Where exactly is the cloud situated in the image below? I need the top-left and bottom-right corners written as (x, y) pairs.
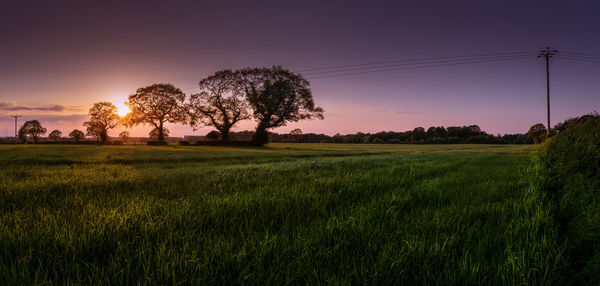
top-left (0, 102), bottom-right (82, 112)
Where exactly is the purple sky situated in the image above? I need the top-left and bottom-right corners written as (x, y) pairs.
top-left (1, 0), bottom-right (600, 137)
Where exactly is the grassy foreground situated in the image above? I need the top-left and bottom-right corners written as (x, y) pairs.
top-left (0, 144), bottom-right (565, 285)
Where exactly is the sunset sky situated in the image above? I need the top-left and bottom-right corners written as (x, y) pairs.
top-left (1, 0), bottom-right (600, 137)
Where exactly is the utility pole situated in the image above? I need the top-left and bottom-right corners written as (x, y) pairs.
top-left (538, 47), bottom-right (558, 134)
top-left (10, 114), bottom-right (21, 144)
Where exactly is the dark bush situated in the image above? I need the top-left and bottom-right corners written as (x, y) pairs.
top-left (540, 116), bottom-right (600, 283)
top-left (178, 141), bottom-right (191, 146)
top-left (147, 141), bottom-right (168, 146)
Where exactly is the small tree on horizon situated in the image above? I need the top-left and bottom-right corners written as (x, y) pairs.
top-left (19, 120), bottom-right (47, 144)
top-left (527, 123), bottom-right (547, 144)
top-left (125, 83), bottom-right (186, 143)
top-left (119, 131), bottom-right (130, 143)
top-left (49, 130), bottom-right (62, 141)
top-left (290, 128), bottom-right (303, 142)
top-left (83, 102), bottom-right (120, 143)
top-left (69, 129), bottom-right (85, 142)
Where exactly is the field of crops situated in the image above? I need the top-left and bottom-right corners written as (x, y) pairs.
top-left (0, 144), bottom-right (568, 284)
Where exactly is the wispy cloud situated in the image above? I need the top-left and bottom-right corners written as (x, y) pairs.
top-left (0, 102), bottom-right (83, 112)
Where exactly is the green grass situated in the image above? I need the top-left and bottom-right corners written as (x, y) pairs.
top-left (0, 144), bottom-right (566, 285)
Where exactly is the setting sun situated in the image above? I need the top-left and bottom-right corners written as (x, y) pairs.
top-left (113, 97), bottom-right (130, 117)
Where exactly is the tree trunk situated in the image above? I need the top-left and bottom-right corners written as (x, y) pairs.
top-left (158, 122), bottom-right (164, 142)
top-left (100, 131), bottom-right (108, 144)
top-left (220, 126), bottom-right (230, 141)
top-left (252, 122), bottom-right (270, 146)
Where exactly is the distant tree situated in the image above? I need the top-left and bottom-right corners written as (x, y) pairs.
top-left (290, 128), bottom-right (303, 142)
top-left (83, 102), bottom-right (120, 143)
top-left (18, 128), bottom-right (27, 143)
top-left (149, 127), bottom-right (169, 140)
top-left (239, 66), bottom-right (324, 145)
top-left (206, 130), bottom-right (221, 140)
top-left (18, 120), bottom-right (47, 144)
top-left (119, 131), bottom-right (130, 143)
top-left (411, 127), bottom-right (427, 143)
top-left (188, 70), bottom-right (250, 141)
top-left (48, 130), bottom-right (62, 141)
top-left (427, 126), bottom-right (447, 140)
top-left (69, 129), bottom-right (85, 142)
top-left (527, 123), bottom-right (548, 144)
top-left (446, 126), bottom-right (461, 138)
top-left (468, 125), bottom-right (482, 134)
top-left (125, 83), bottom-right (186, 143)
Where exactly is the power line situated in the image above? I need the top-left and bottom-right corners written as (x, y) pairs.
top-left (555, 55), bottom-right (600, 64)
top-left (176, 50), bottom-right (539, 90)
top-left (305, 55), bottom-right (533, 80)
top-left (302, 54), bottom-right (535, 77)
top-left (296, 50), bottom-right (537, 73)
top-left (560, 50), bottom-right (600, 59)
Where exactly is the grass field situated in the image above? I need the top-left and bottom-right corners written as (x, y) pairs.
top-left (0, 144), bottom-right (567, 285)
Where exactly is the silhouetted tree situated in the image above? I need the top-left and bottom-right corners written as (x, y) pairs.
top-left (206, 130), bottom-right (221, 140)
top-left (188, 70), bottom-right (249, 141)
top-left (427, 126), bottom-right (447, 141)
top-left (150, 127), bottom-right (169, 140)
top-left (239, 66), bottom-right (324, 145)
top-left (119, 131), bottom-right (130, 143)
top-left (48, 130), bottom-right (62, 141)
top-left (19, 120), bottom-right (47, 144)
top-left (411, 127), bottom-right (427, 143)
top-left (83, 102), bottom-right (120, 143)
top-left (69, 129), bottom-right (85, 142)
top-left (290, 128), bottom-right (303, 142)
top-left (527, 123), bottom-right (547, 144)
top-left (18, 128), bottom-right (27, 143)
top-left (125, 83), bottom-right (186, 143)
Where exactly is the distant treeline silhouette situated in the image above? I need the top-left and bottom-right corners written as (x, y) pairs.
top-left (4, 113), bottom-right (597, 145)
top-left (270, 126), bottom-right (532, 144)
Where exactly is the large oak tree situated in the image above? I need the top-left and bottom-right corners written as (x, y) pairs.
top-left (239, 66), bottom-right (324, 145)
top-left (83, 102), bottom-right (120, 143)
top-left (187, 70), bottom-right (249, 141)
top-left (125, 83), bottom-right (186, 142)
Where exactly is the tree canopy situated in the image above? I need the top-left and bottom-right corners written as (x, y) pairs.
top-left (69, 129), bottom-right (85, 142)
top-left (48, 130), bottom-right (62, 141)
top-left (188, 70), bottom-right (250, 141)
top-left (125, 83), bottom-right (186, 142)
top-left (527, 123), bottom-right (548, 144)
top-left (239, 66), bottom-right (324, 145)
top-left (83, 102), bottom-right (120, 143)
top-left (19, 120), bottom-right (47, 143)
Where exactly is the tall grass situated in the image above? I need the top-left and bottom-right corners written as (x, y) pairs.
top-left (0, 144), bottom-right (566, 284)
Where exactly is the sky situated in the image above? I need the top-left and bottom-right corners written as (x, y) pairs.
top-left (1, 0), bottom-right (600, 137)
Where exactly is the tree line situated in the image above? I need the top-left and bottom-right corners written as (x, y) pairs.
top-left (14, 66), bottom-right (324, 146)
